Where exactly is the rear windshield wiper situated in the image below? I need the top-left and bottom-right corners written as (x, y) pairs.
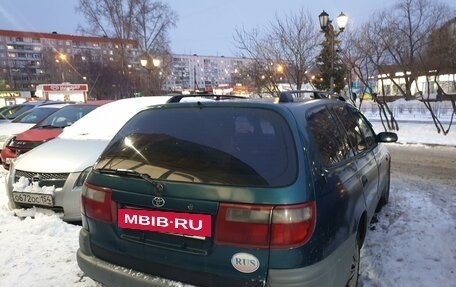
top-left (98, 168), bottom-right (164, 192)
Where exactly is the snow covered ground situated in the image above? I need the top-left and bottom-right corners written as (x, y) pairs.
top-left (0, 118), bottom-right (455, 287)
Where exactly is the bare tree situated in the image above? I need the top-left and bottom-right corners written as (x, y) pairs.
top-left (374, 0), bottom-right (452, 99)
top-left (234, 8), bottom-right (320, 96)
top-left (343, 24), bottom-right (399, 132)
top-left (346, 0), bottom-right (455, 133)
top-left (134, 0), bottom-right (177, 53)
top-left (135, 0), bottom-right (177, 95)
top-left (422, 17), bottom-right (456, 134)
top-left (76, 0), bottom-right (177, 98)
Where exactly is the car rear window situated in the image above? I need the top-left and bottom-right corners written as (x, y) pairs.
top-left (95, 106), bottom-right (298, 187)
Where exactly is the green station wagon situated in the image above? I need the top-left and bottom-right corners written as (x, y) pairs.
top-left (77, 94), bottom-right (397, 287)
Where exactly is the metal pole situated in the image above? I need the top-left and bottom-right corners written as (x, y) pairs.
top-left (330, 24), bottom-right (335, 94)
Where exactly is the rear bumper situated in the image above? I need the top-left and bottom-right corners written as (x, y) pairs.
top-left (78, 228), bottom-right (356, 287)
top-left (77, 249), bottom-right (168, 287)
top-left (267, 233), bottom-right (355, 286)
top-left (77, 228), bottom-right (265, 287)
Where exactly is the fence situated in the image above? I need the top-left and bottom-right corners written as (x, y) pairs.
top-left (359, 100), bottom-right (455, 123)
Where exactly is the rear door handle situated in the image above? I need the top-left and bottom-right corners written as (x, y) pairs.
top-left (362, 175), bottom-right (368, 187)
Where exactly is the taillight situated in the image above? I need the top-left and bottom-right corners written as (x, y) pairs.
top-left (81, 183), bottom-right (117, 223)
top-left (270, 203), bottom-right (316, 248)
top-left (215, 202), bottom-right (315, 249)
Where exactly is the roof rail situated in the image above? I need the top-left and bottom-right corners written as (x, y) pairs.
top-left (167, 94), bottom-right (248, 103)
top-left (279, 90), bottom-right (346, 103)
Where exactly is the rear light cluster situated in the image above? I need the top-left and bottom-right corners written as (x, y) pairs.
top-left (81, 183), bottom-right (117, 223)
top-left (81, 182), bottom-right (316, 249)
top-left (215, 202), bottom-right (316, 249)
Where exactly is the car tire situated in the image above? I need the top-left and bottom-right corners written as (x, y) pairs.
top-left (346, 233), bottom-right (361, 287)
top-left (376, 169), bottom-right (390, 212)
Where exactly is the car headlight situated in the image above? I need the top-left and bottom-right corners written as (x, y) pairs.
top-left (2, 135), bottom-right (15, 149)
top-left (73, 166), bottom-right (93, 189)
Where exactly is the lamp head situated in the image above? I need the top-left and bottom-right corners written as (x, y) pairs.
top-left (336, 12), bottom-right (348, 31)
top-left (319, 10), bottom-right (329, 31)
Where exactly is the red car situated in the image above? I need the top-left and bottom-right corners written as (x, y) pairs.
top-left (1, 100), bottom-right (111, 169)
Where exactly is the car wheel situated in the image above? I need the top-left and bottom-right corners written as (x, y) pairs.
top-left (376, 170), bottom-right (390, 212)
top-left (346, 234), bottom-right (361, 287)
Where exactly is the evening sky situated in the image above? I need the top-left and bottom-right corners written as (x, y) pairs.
top-left (0, 0), bottom-right (454, 56)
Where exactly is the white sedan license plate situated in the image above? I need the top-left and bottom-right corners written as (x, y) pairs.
top-left (12, 192), bottom-right (54, 207)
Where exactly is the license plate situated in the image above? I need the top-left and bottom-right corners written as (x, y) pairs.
top-left (118, 208), bottom-right (212, 237)
top-left (12, 192), bottom-right (54, 207)
top-left (5, 157), bottom-right (13, 164)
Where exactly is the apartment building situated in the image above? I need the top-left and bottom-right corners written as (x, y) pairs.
top-left (163, 54), bottom-right (252, 92)
top-left (0, 29), bottom-right (253, 100)
top-left (0, 29), bottom-right (140, 92)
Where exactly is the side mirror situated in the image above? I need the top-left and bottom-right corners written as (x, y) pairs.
top-left (376, 132), bottom-right (398, 143)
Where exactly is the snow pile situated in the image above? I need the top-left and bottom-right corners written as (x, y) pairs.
top-left (10, 176), bottom-right (58, 220)
top-left (12, 176), bottom-right (55, 194)
top-left (360, 174), bottom-right (456, 286)
top-left (0, 116), bottom-right (455, 286)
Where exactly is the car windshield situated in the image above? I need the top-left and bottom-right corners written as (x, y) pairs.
top-left (96, 106), bottom-right (298, 187)
top-left (34, 105), bottom-right (98, 128)
top-left (0, 105), bottom-right (13, 114)
top-left (0, 106), bottom-right (13, 119)
top-left (11, 107), bottom-right (60, 124)
top-left (0, 104), bottom-right (35, 120)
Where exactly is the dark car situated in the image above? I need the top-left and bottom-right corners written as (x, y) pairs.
top-left (1, 104), bottom-right (33, 122)
top-left (0, 104), bottom-right (18, 119)
top-left (76, 94), bottom-right (397, 287)
top-left (0, 101), bottom-right (59, 122)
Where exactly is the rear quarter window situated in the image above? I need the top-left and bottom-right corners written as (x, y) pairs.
top-left (306, 106), bottom-right (354, 166)
top-left (96, 106), bottom-right (298, 187)
top-left (331, 105), bottom-right (377, 152)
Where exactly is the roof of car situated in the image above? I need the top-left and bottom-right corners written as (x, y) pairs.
top-left (162, 92), bottom-right (348, 112)
top-left (81, 100), bottom-right (113, 106)
top-left (21, 100), bottom-right (73, 106)
top-left (59, 96), bottom-right (174, 140)
top-left (34, 103), bottom-right (70, 109)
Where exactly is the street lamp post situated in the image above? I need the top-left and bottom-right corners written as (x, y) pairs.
top-left (55, 53), bottom-right (67, 82)
top-left (140, 52), bottom-right (161, 96)
top-left (318, 11), bottom-right (348, 93)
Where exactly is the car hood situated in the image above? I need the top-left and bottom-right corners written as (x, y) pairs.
top-left (14, 128), bottom-right (63, 142)
top-left (13, 137), bottom-right (109, 173)
top-left (0, 123), bottom-right (35, 137)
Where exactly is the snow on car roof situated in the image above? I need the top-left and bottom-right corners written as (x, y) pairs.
top-left (59, 96), bottom-right (172, 140)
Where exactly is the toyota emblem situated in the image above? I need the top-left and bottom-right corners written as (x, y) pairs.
top-left (32, 174), bottom-right (41, 183)
top-left (152, 197), bottom-right (165, 208)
